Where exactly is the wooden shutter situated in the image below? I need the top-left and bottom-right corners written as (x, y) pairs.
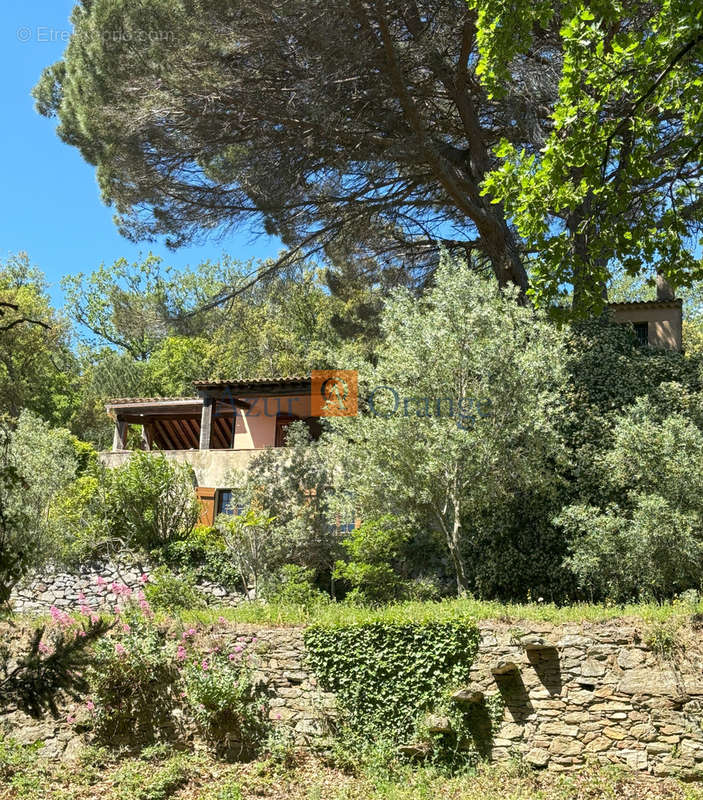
top-left (195, 487), bottom-right (216, 527)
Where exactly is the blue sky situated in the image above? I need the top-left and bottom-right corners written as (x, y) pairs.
top-left (2, 1), bottom-right (282, 307)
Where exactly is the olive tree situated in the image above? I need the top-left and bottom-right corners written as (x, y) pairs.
top-left (327, 255), bottom-right (568, 595)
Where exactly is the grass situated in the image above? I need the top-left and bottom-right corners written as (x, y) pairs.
top-left (175, 594), bottom-right (703, 628)
top-left (2, 741), bottom-right (703, 800)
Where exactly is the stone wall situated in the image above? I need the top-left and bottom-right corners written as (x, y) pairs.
top-left (10, 561), bottom-right (242, 614)
top-left (3, 617), bottom-right (703, 779)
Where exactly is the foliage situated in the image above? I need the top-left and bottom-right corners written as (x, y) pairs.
top-left (162, 525), bottom-right (240, 591)
top-left (143, 566), bottom-right (206, 614)
top-left (327, 256), bottom-right (568, 596)
top-left (0, 412), bottom-right (84, 605)
top-left (219, 509), bottom-right (276, 598)
top-left (333, 517), bottom-right (409, 605)
top-left (232, 422), bottom-right (343, 586)
top-left (560, 402), bottom-right (703, 602)
top-left (304, 616), bottom-right (480, 752)
top-left (89, 614), bottom-right (180, 745)
top-left (0, 617), bottom-right (111, 718)
top-left (479, 0), bottom-right (703, 312)
top-left (182, 651), bottom-right (268, 759)
top-left (104, 452), bottom-right (201, 553)
top-left (51, 452), bottom-right (200, 564)
top-left (111, 751), bottom-right (196, 800)
top-left (261, 565), bottom-right (328, 609)
top-left (0, 253), bottom-right (78, 425)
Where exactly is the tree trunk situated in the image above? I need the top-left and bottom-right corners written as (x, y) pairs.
top-left (434, 499), bottom-right (470, 596)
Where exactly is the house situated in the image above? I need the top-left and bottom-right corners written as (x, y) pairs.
top-left (101, 376), bottom-right (322, 525)
top-left (607, 277), bottom-right (682, 351)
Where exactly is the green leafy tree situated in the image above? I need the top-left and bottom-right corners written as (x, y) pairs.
top-left (227, 422), bottom-right (343, 586)
top-left (35, 0), bottom-right (703, 308)
top-left (219, 509), bottom-right (276, 597)
top-left (0, 412), bottom-right (83, 607)
top-left (327, 255), bottom-right (568, 595)
top-left (0, 254), bottom-right (77, 425)
top-left (559, 400), bottom-right (703, 601)
top-left (480, 0), bottom-right (703, 312)
top-left (333, 516), bottom-right (408, 604)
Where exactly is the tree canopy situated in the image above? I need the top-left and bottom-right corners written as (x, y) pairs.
top-left (34, 0), bottom-right (703, 311)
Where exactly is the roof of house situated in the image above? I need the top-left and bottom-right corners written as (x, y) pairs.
top-left (607, 299), bottom-right (682, 310)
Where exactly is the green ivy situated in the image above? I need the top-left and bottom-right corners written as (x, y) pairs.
top-left (304, 616), bottom-right (480, 752)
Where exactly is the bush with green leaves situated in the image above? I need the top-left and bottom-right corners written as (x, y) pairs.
top-left (50, 451), bottom-right (200, 565)
top-left (0, 411), bottom-right (86, 606)
top-left (162, 524), bottom-right (240, 590)
top-left (143, 566), bottom-right (206, 613)
top-left (261, 564), bottom-right (328, 608)
top-left (559, 401), bottom-right (703, 602)
top-left (226, 422), bottom-right (343, 587)
top-left (333, 516), bottom-right (409, 604)
top-left (182, 650), bottom-right (268, 759)
top-left (218, 509), bottom-right (276, 597)
top-left (89, 613), bottom-right (180, 746)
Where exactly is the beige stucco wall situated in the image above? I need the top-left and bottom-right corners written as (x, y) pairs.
top-left (609, 306), bottom-right (682, 351)
top-left (99, 449), bottom-right (257, 488)
top-left (233, 393), bottom-right (311, 448)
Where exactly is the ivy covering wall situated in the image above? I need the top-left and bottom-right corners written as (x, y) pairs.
top-left (304, 616), bottom-right (491, 764)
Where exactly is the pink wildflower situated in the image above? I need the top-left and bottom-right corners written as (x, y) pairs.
top-left (228, 653), bottom-right (237, 661)
top-left (139, 573), bottom-right (149, 584)
top-left (67, 714), bottom-right (76, 725)
top-left (136, 590), bottom-right (146, 602)
top-left (218, 616), bottom-right (226, 625)
top-left (115, 643), bottom-right (126, 656)
top-left (38, 641), bottom-right (51, 655)
top-left (234, 645), bottom-right (243, 654)
top-left (90, 614), bottom-right (99, 625)
top-left (86, 700), bottom-right (95, 712)
top-left (176, 646), bottom-right (187, 662)
top-left (122, 624), bottom-right (131, 634)
top-left (77, 592), bottom-right (86, 601)
top-left (96, 576), bottom-right (106, 587)
top-left (201, 660), bottom-right (209, 671)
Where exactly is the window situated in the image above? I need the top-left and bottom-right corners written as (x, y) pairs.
top-left (633, 322), bottom-right (649, 346)
top-left (216, 489), bottom-right (244, 516)
top-left (275, 414), bottom-right (300, 447)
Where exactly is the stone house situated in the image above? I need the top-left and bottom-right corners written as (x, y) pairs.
top-left (101, 376), bottom-right (324, 525)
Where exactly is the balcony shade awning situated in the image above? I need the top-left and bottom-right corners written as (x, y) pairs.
top-left (105, 397), bottom-right (236, 450)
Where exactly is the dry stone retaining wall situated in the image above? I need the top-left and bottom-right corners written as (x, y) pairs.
top-left (3, 617), bottom-right (703, 780)
top-left (10, 561), bottom-right (241, 614)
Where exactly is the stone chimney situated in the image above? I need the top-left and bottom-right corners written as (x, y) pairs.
top-left (656, 272), bottom-right (675, 301)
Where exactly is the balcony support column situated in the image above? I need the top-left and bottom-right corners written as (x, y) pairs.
top-left (199, 396), bottom-right (213, 450)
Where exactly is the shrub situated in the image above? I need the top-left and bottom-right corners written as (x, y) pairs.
top-left (333, 516), bottom-right (408, 604)
top-left (105, 452), bottom-right (200, 553)
top-left (182, 651), bottom-right (268, 759)
top-left (0, 412), bottom-right (82, 605)
top-left (261, 564), bottom-right (328, 608)
top-left (49, 451), bottom-right (201, 565)
top-left (89, 614), bottom-right (180, 746)
top-left (226, 422), bottom-right (343, 585)
top-left (144, 566), bottom-right (206, 613)
top-left (162, 524), bottom-right (240, 590)
top-left (218, 509), bottom-right (276, 597)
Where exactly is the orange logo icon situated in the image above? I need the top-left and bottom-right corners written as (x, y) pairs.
top-left (311, 370), bottom-right (358, 417)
